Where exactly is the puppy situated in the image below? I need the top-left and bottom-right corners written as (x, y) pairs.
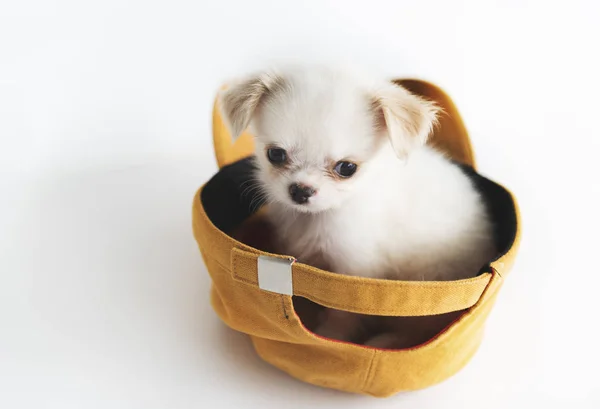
top-left (219, 66), bottom-right (496, 348)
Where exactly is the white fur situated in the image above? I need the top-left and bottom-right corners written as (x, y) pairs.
top-left (220, 66), bottom-right (496, 347)
top-left (268, 147), bottom-right (494, 280)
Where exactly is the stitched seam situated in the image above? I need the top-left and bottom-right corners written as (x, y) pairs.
top-left (204, 252), bottom-right (258, 286)
top-left (293, 290), bottom-right (479, 315)
top-left (280, 295), bottom-right (289, 320)
top-left (297, 268), bottom-right (491, 289)
top-left (368, 351), bottom-right (382, 394)
top-left (230, 250), bottom-right (251, 283)
top-left (231, 254), bottom-right (257, 285)
top-left (362, 350), bottom-right (378, 393)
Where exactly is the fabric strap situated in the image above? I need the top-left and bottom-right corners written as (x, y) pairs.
top-left (231, 248), bottom-right (495, 316)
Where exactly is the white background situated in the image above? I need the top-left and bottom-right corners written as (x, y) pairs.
top-left (1, 1), bottom-right (599, 408)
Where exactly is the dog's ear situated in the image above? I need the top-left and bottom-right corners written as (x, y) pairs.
top-left (371, 83), bottom-right (439, 160)
top-left (218, 71), bottom-right (286, 140)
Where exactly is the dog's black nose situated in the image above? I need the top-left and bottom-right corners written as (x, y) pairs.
top-left (289, 183), bottom-right (315, 204)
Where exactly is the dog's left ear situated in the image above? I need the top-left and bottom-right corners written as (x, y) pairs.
top-left (371, 84), bottom-right (439, 160)
top-left (219, 71), bottom-right (286, 141)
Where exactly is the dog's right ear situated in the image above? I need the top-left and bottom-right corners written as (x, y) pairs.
top-left (218, 71), bottom-right (286, 140)
top-left (371, 83), bottom-right (439, 160)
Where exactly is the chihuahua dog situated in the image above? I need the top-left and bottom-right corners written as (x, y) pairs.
top-left (219, 66), bottom-right (496, 348)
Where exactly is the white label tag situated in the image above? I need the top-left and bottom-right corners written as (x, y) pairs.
top-left (257, 256), bottom-right (294, 295)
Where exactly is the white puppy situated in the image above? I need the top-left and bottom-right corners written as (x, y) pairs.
top-left (219, 66), bottom-right (496, 348)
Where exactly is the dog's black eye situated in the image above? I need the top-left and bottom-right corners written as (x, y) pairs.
top-left (267, 148), bottom-right (287, 165)
top-left (333, 161), bottom-right (358, 178)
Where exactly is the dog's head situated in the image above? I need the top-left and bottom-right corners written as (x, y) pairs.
top-left (219, 67), bottom-right (438, 213)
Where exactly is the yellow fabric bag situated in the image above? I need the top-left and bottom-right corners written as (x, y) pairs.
top-left (192, 79), bottom-right (521, 397)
